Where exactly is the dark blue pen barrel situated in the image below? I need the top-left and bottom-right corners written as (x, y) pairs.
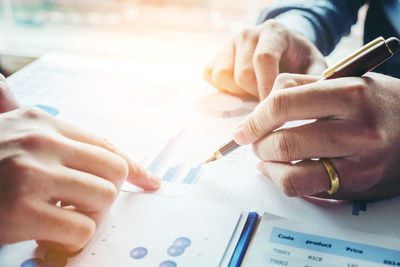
top-left (328, 38), bottom-right (398, 79)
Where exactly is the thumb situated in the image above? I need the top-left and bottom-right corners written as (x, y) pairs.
top-left (233, 100), bottom-right (275, 145)
top-left (233, 73), bottom-right (320, 145)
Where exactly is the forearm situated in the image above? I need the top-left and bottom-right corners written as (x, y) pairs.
top-left (257, 0), bottom-right (367, 55)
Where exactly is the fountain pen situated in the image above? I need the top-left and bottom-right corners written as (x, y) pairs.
top-left (204, 36), bottom-right (400, 164)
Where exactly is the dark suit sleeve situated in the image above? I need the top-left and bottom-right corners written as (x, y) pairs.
top-left (257, 0), bottom-right (367, 55)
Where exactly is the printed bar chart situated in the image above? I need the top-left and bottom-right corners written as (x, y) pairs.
top-left (148, 131), bottom-right (204, 186)
top-left (182, 166), bottom-right (203, 185)
top-left (147, 138), bottom-right (178, 173)
top-left (147, 130), bottom-right (185, 174)
top-left (162, 165), bottom-right (183, 182)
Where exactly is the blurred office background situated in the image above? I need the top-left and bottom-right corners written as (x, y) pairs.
top-left (0, 0), bottom-right (363, 75)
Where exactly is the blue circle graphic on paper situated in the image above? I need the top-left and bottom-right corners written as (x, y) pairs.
top-left (159, 260), bottom-right (177, 267)
top-left (130, 247), bottom-right (148, 259)
top-left (20, 258), bottom-right (44, 267)
top-left (35, 104), bottom-right (59, 116)
top-left (173, 237), bottom-right (191, 249)
top-left (167, 245), bottom-right (184, 257)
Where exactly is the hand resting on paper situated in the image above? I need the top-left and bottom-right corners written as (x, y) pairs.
top-left (0, 77), bottom-right (161, 252)
top-left (202, 20), bottom-right (327, 100)
top-left (233, 73), bottom-right (400, 200)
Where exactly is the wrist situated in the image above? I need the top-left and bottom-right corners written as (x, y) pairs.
top-left (273, 12), bottom-right (317, 47)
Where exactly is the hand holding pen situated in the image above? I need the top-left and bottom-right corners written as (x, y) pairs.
top-left (205, 36), bottom-right (400, 201)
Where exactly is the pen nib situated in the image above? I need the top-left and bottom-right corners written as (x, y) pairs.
top-left (204, 155), bottom-right (216, 164)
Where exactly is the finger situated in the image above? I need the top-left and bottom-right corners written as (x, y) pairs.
top-left (259, 157), bottom-right (383, 198)
top-left (253, 27), bottom-right (288, 100)
top-left (50, 166), bottom-right (118, 212)
top-left (253, 120), bottom-right (361, 161)
top-left (233, 30), bottom-right (259, 97)
top-left (314, 177), bottom-right (400, 201)
top-left (31, 202), bottom-right (96, 252)
top-left (234, 77), bottom-right (363, 145)
top-left (211, 42), bottom-right (247, 96)
top-left (61, 139), bottom-right (129, 189)
top-left (203, 57), bottom-right (231, 94)
top-left (259, 160), bottom-right (331, 197)
top-left (53, 120), bottom-right (161, 191)
top-left (270, 73), bottom-right (320, 92)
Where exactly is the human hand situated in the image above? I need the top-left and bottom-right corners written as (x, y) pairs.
top-left (0, 74), bottom-right (20, 112)
top-left (0, 107), bottom-right (161, 252)
top-left (233, 72), bottom-right (400, 200)
top-left (203, 20), bottom-right (327, 100)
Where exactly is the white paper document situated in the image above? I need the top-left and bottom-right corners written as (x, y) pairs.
top-left (0, 193), bottom-right (242, 267)
top-left (1, 54), bottom-right (400, 266)
top-left (244, 213), bottom-right (400, 267)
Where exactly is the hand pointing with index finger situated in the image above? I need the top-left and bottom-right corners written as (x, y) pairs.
top-left (0, 105), bottom-right (161, 252)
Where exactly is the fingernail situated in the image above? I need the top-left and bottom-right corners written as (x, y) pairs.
top-left (233, 127), bottom-right (248, 145)
top-left (148, 173), bottom-right (162, 189)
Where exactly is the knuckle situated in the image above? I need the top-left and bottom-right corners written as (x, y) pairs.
top-left (239, 28), bottom-right (252, 40)
top-left (19, 131), bottom-right (56, 150)
top-left (212, 68), bottom-right (231, 85)
top-left (279, 171), bottom-right (299, 197)
top-left (339, 79), bottom-right (368, 104)
top-left (21, 106), bottom-right (48, 120)
top-left (237, 28), bottom-right (258, 42)
top-left (73, 219), bottom-right (96, 249)
top-left (0, 156), bottom-right (39, 202)
top-left (113, 156), bottom-right (129, 182)
top-left (101, 182), bottom-right (119, 204)
top-left (267, 92), bottom-right (288, 121)
top-left (262, 19), bottom-right (283, 30)
top-left (273, 131), bottom-right (294, 161)
top-left (274, 73), bottom-right (297, 89)
top-left (350, 81), bottom-right (368, 101)
top-left (253, 50), bottom-right (277, 67)
top-left (2, 155), bottom-right (32, 176)
top-left (361, 123), bottom-right (387, 147)
top-left (261, 19), bottom-right (288, 37)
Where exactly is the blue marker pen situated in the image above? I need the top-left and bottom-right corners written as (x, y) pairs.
top-left (228, 212), bottom-right (259, 267)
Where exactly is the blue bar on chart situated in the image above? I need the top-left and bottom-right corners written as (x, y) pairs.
top-left (162, 165), bottom-right (183, 182)
top-left (182, 165), bottom-right (202, 185)
top-left (147, 132), bottom-right (183, 174)
top-left (36, 104), bottom-right (59, 116)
